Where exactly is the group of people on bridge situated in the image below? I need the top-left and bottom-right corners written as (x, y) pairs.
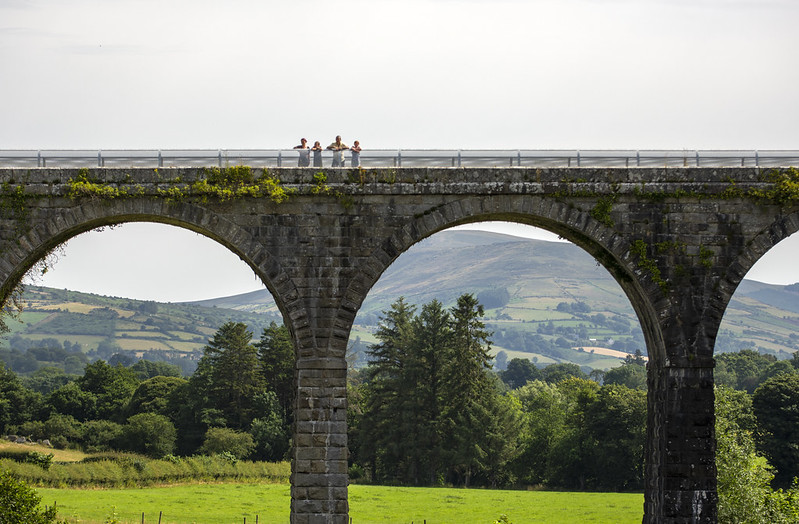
top-left (293, 135), bottom-right (361, 168)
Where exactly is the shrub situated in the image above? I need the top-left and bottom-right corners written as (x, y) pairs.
top-left (11, 420), bottom-right (46, 440)
top-left (81, 420), bottom-right (123, 452)
top-left (25, 451), bottom-right (54, 470)
top-left (0, 469), bottom-right (60, 523)
top-left (43, 413), bottom-right (83, 445)
top-left (49, 435), bottom-right (68, 450)
top-left (199, 427), bottom-right (255, 459)
top-left (117, 413), bottom-right (176, 458)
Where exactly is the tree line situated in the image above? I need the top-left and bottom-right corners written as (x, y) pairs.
top-left (0, 321), bottom-right (294, 462)
top-left (4, 295), bottom-right (799, 517)
top-left (347, 295), bottom-right (799, 510)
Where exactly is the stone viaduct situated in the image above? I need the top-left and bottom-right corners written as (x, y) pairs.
top-left (1, 165), bottom-right (798, 523)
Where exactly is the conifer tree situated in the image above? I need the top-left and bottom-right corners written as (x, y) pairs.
top-left (256, 321), bottom-right (295, 419)
top-left (410, 299), bottom-right (451, 484)
top-left (442, 293), bottom-right (493, 487)
top-left (361, 297), bottom-right (416, 482)
top-left (203, 321), bottom-right (264, 429)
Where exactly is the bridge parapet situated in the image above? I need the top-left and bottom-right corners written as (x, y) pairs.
top-left (0, 165), bottom-right (785, 195)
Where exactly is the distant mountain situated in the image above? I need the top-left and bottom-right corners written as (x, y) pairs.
top-left (4, 231), bottom-right (797, 375)
top-left (190, 230), bottom-right (799, 368)
top-left (733, 280), bottom-right (799, 314)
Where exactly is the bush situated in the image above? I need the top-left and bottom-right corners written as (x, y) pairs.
top-left (0, 469), bottom-right (60, 523)
top-left (49, 435), bottom-right (68, 450)
top-left (11, 420), bottom-right (46, 440)
top-left (43, 413), bottom-right (83, 445)
top-left (117, 413), bottom-right (176, 458)
top-left (81, 420), bottom-right (123, 452)
top-left (199, 427), bottom-right (254, 459)
top-left (25, 451), bottom-right (54, 470)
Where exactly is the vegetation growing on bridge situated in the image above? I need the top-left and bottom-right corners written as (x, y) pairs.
top-left (630, 239), bottom-right (669, 294)
top-left (67, 166), bottom-right (293, 204)
top-left (588, 195), bottom-right (617, 227)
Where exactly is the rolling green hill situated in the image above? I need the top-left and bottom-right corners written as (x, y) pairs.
top-left (192, 230), bottom-right (799, 369)
top-left (1, 286), bottom-right (282, 374)
top-left (4, 230), bottom-right (797, 374)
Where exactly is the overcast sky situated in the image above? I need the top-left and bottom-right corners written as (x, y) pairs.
top-left (3, 0), bottom-right (799, 301)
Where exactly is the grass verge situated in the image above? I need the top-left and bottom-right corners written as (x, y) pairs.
top-left (37, 483), bottom-right (644, 524)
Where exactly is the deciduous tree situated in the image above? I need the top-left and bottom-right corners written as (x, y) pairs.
top-left (753, 373), bottom-right (799, 487)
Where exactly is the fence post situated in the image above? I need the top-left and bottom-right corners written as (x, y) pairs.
top-left (755, 150), bottom-right (759, 167)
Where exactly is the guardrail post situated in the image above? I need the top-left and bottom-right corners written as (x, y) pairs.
top-left (37, 151), bottom-right (42, 168)
top-left (158, 150), bottom-right (163, 168)
top-left (755, 150), bottom-right (759, 167)
top-left (576, 151), bottom-right (581, 167)
top-left (98, 151), bottom-right (103, 167)
top-left (397, 151), bottom-right (402, 168)
top-left (695, 151), bottom-right (700, 167)
top-left (636, 151), bottom-right (640, 167)
top-left (457, 151), bottom-right (462, 168)
top-left (218, 150), bottom-right (223, 168)
top-left (517, 150), bottom-right (521, 167)
top-left (278, 151), bottom-right (282, 168)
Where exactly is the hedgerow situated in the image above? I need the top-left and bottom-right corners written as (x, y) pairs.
top-left (0, 453), bottom-right (289, 488)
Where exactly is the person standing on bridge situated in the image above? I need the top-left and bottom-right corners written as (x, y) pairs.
top-left (350, 140), bottom-right (362, 168)
top-left (327, 135), bottom-right (349, 167)
top-left (311, 141), bottom-right (323, 167)
top-left (294, 138), bottom-right (311, 167)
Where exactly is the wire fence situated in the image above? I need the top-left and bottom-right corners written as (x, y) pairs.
top-left (0, 149), bottom-right (797, 169)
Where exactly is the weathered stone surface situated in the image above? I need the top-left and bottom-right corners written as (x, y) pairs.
top-left (1, 166), bottom-right (797, 523)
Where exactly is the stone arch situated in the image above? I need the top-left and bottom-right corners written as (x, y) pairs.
top-left (0, 198), bottom-right (303, 339)
top-left (340, 194), bottom-right (667, 367)
top-left (334, 192), bottom-right (674, 521)
top-left (719, 210), bottom-right (799, 320)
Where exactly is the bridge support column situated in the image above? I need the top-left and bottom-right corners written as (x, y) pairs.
top-left (646, 357), bottom-right (717, 523)
top-left (290, 354), bottom-right (349, 524)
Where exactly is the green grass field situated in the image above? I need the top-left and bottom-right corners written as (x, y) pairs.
top-left (37, 484), bottom-right (644, 524)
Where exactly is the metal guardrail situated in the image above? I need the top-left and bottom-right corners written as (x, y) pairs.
top-left (0, 149), bottom-right (797, 169)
